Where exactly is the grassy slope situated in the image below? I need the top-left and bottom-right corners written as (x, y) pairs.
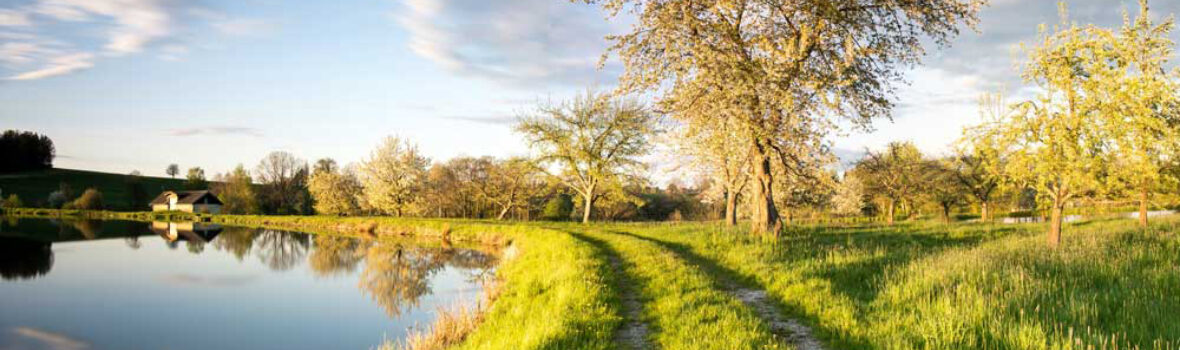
top-left (616, 219), bottom-right (1180, 349)
top-left (0, 168), bottom-right (187, 209)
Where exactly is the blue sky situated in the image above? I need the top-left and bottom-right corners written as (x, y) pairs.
top-left (2, 0), bottom-right (1179, 178)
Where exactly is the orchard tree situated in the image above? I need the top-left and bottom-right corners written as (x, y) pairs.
top-left (213, 165), bottom-right (259, 214)
top-left (673, 112), bottom-right (749, 226)
top-left (309, 158), bottom-right (362, 216)
top-left (360, 136), bottom-right (429, 216)
top-left (582, 0), bottom-right (983, 234)
top-left (853, 142), bottom-right (927, 225)
top-left (926, 159), bottom-right (967, 223)
top-left (482, 157), bottom-right (544, 220)
top-left (515, 91), bottom-right (655, 224)
top-left (1092, 1), bottom-right (1180, 227)
top-left (166, 164), bottom-right (179, 178)
top-left (955, 92), bottom-right (1008, 221)
top-left (1002, 7), bottom-right (1114, 248)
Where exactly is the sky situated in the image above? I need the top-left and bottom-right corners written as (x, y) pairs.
top-left (2, 0), bottom-right (1179, 178)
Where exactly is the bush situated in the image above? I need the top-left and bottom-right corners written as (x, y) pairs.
top-left (46, 191), bottom-right (67, 209)
top-left (541, 194), bottom-right (574, 221)
top-left (2, 194), bottom-right (22, 209)
top-left (71, 188), bottom-right (104, 210)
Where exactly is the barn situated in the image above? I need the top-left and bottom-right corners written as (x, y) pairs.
top-left (150, 190), bottom-right (223, 214)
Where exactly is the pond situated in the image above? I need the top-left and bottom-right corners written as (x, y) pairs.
top-left (0, 217), bottom-right (496, 350)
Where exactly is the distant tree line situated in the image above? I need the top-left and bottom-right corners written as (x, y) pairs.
top-left (0, 130), bottom-right (54, 173)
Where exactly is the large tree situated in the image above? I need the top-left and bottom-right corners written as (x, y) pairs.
top-left (309, 158), bottom-right (363, 216)
top-left (0, 130), bottom-right (54, 173)
top-left (213, 165), bottom-right (259, 214)
top-left (360, 136), bottom-right (429, 216)
top-left (582, 0), bottom-right (983, 234)
top-left (256, 151), bottom-right (310, 215)
top-left (482, 157), bottom-right (544, 220)
top-left (1092, 1), bottom-right (1180, 227)
top-left (515, 91), bottom-right (655, 224)
top-left (1000, 7), bottom-right (1114, 248)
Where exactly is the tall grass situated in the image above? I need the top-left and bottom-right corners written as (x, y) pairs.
top-left (617, 218), bottom-right (1180, 349)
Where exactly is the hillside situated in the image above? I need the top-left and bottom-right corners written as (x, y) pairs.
top-left (0, 168), bottom-right (189, 210)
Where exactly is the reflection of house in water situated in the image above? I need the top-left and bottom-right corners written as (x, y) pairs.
top-left (150, 221), bottom-right (223, 244)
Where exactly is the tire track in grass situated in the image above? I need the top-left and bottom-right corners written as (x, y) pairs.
top-left (608, 228), bottom-right (823, 350)
top-left (564, 228), bottom-right (651, 350)
top-left (559, 226), bottom-right (788, 350)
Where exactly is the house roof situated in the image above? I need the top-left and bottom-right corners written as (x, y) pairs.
top-left (149, 190), bottom-right (223, 205)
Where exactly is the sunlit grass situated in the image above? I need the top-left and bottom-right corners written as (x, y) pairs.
top-left (618, 218), bottom-right (1180, 349)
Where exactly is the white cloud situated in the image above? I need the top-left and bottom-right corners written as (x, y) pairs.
top-left (0, 9), bottom-right (31, 26)
top-left (398, 0), bottom-right (620, 88)
top-left (7, 52), bottom-right (95, 80)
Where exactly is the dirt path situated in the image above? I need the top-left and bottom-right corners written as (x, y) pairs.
top-left (731, 288), bottom-right (823, 350)
top-left (609, 229), bottom-right (823, 350)
top-left (606, 253), bottom-right (650, 350)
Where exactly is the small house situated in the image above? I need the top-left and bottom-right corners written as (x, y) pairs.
top-left (150, 190), bottom-right (223, 214)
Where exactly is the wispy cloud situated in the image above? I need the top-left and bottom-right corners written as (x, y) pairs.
top-left (8, 52), bottom-right (94, 80)
top-left (169, 126), bottom-right (264, 137)
top-left (0, 9), bottom-right (31, 26)
top-left (11, 327), bottom-right (90, 350)
top-left (398, 0), bottom-right (621, 88)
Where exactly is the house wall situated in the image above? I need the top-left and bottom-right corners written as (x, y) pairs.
top-left (152, 204), bottom-right (170, 212)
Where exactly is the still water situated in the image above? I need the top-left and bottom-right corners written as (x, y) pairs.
top-left (0, 218), bottom-right (496, 350)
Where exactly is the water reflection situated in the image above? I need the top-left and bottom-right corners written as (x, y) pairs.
top-left (0, 237), bottom-right (52, 280)
top-left (0, 217), bottom-right (497, 350)
top-left (1, 217), bottom-right (497, 317)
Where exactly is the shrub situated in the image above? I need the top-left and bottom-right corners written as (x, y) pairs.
top-left (46, 191), bottom-right (67, 209)
top-left (2, 194), bottom-right (21, 209)
top-left (71, 188), bottom-right (104, 210)
top-left (541, 194), bottom-right (573, 221)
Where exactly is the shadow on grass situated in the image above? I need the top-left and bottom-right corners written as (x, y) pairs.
top-left (548, 227), bottom-right (649, 350)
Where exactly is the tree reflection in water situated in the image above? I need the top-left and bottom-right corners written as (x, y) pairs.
top-left (308, 235), bottom-right (365, 277)
top-left (0, 237), bottom-right (53, 280)
top-left (211, 226), bottom-right (258, 260)
top-left (252, 229), bottom-right (310, 271)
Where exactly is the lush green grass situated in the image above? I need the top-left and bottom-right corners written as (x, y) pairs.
top-left (550, 224), bottom-right (788, 349)
top-left (613, 218), bottom-right (1180, 349)
top-left (0, 168), bottom-right (186, 209)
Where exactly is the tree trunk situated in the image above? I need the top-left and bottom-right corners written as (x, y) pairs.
top-left (942, 204), bottom-right (951, 223)
top-left (724, 190), bottom-right (738, 226)
top-left (581, 184), bottom-right (595, 224)
top-left (749, 142), bottom-right (780, 235)
top-left (981, 201), bottom-right (989, 222)
top-left (496, 204), bottom-right (511, 221)
top-left (1139, 184), bottom-right (1150, 228)
top-left (886, 199), bottom-right (895, 226)
top-left (1048, 201), bottom-right (1063, 249)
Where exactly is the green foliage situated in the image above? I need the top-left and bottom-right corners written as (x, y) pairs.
top-left (70, 188), bottom-right (104, 210)
top-left (214, 164), bottom-right (260, 215)
top-left (541, 194), bottom-right (574, 221)
top-left (516, 91), bottom-right (655, 223)
top-left (2, 194), bottom-right (22, 208)
top-left (185, 167), bottom-right (208, 190)
top-left (0, 129), bottom-right (54, 173)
